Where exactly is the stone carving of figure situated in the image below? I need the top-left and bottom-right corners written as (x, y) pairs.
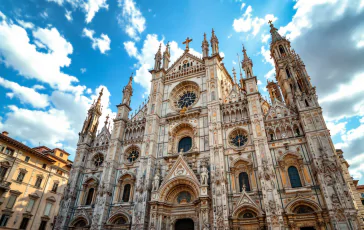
top-left (152, 168), bottom-right (161, 191)
top-left (201, 165), bottom-right (209, 186)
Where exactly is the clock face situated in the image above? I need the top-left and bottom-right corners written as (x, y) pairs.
top-left (177, 91), bottom-right (196, 108)
top-left (230, 133), bottom-right (248, 147)
top-left (127, 150), bottom-right (139, 163)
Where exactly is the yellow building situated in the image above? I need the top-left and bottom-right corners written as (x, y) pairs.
top-left (0, 131), bottom-right (72, 230)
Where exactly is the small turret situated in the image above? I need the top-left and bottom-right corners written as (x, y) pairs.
top-left (163, 42), bottom-right (170, 70)
top-left (80, 88), bottom-right (103, 139)
top-left (266, 80), bottom-right (283, 103)
top-left (122, 74), bottom-right (133, 106)
top-left (202, 33), bottom-right (209, 58)
top-left (210, 29), bottom-right (219, 55)
top-left (154, 44), bottom-right (162, 71)
top-left (242, 45), bottom-right (254, 78)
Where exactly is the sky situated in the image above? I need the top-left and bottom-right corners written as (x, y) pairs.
top-left (0, 0), bottom-right (364, 182)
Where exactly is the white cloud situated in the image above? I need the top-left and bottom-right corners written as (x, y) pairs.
top-left (0, 77), bottom-right (49, 108)
top-left (40, 11), bottom-right (48, 19)
top-left (233, 5), bottom-right (277, 36)
top-left (232, 60), bottom-right (237, 65)
top-left (240, 3), bottom-right (246, 10)
top-left (0, 11), bottom-right (6, 20)
top-left (123, 34), bottom-right (201, 93)
top-left (264, 68), bottom-right (275, 80)
top-left (219, 52), bottom-right (225, 58)
top-left (117, 0), bottom-right (146, 40)
top-left (16, 19), bottom-right (34, 29)
top-left (83, 0), bottom-right (108, 23)
top-left (82, 28), bottom-right (111, 54)
top-left (0, 16), bottom-right (82, 93)
top-left (65, 10), bottom-right (73, 21)
top-left (261, 33), bottom-right (270, 43)
top-left (228, 34), bottom-right (232, 39)
top-left (33, 85), bottom-right (45, 90)
top-left (123, 41), bottom-right (138, 57)
top-left (327, 120), bottom-right (347, 136)
top-left (257, 79), bottom-right (262, 85)
top-left (47, 0), bottom-right (64, 5)
top-left (80, 68), bottom-right (87, 73)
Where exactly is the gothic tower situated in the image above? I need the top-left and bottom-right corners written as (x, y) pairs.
top-left (266, 80), bottom-right (283, 103)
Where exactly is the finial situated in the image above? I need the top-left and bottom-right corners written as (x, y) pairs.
top-left (268, 20), bottom-right (273, 27)
top-left (104, 114), bottom-right (109, 126)
top-left (232, 67), bottom-right (237, 83)
top-left (182, 37), bottom-right (193, 51)
top-left (96, 88), bottom-right (103, 104)
top-left (204, 33), bottom-right (207, 40)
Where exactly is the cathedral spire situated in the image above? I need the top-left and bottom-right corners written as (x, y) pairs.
top-left (122, 73), bottom-right (133, 106)
top-left (268, 20), bottom-right (286, 44)
top-left (202, 33), bottom-right (209, 58)
top-left (210, 29), bottom-right (219, 55)
top-left (154, 43), bottom-right (162, 71)
top-left (241, 45), bottom-right (254, 78)
top-left (232, 67), bottom-right (237, 85)
top-left (163, 42), bottom-right (170, 70)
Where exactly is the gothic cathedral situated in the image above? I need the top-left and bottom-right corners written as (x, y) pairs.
top-left (55, 23), bottom-right (361, 230)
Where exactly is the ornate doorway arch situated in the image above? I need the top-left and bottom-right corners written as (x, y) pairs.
top-left (175, 218), bottom-right (194, 230)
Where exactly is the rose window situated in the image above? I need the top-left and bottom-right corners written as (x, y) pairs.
top-left (177, 91), bottom-right (196, 109)
top-left (127, 149), bottom-right (139, 163)
top-left (170, 81), bottom-right (200, 111)
top-left (229, 129), bottom-right (248, 148)
top-left (93, 154), bottom-right (104, 167)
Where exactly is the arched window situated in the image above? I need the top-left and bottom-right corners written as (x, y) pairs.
top-left (93, 154), bottom-right (104, 167)
top-left (288, 166), bottom-right (302, 188)
top-left (122, 184), bottom-right (131, 202)
top-left (305, 99), bottom-right (309, 107)
top-left (178, 137), bottom-right (192, 152)
top-left (74, 219), bottom-right (87, 227)
top-left (294, 205), bottom-right (314, 214)
top-left (113, 216), bottom-right (127, 225)
top-left (279, 45), bottom-right (285, 55)
top-left (241, 212), bottom-right (256, 218)
top-left (85, 188), bottom-right (94, 205)
top-left (239, 172), bottom-right (251, 192)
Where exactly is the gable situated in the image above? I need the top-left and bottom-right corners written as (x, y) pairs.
top-left (166, 52), bottom-right (204, 75)
top-left (265, 99), bottom-right (296, 121)
top-left (159, 154), bottom-right (200, 188)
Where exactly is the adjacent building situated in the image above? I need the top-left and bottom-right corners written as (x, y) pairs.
top-left (0, 131), bottom-right (72, 229)
top-left (56, 23), bottom-right (361, 230)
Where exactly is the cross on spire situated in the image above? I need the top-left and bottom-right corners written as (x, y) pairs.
top-left (182, 37), bottom-right (193, 51)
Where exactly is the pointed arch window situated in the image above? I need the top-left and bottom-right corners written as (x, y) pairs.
top-left (239, 172), bottom-right (251, 192)
top-left (279, 45), bottom-right (286, 55)
top-left (288, 166), bottom-right (302, 188)
top-left (286, 68), bottom-right (292, 78)
top-left (85, 188), bottom-right (94, 205)
top-left (178, 137), bottom-right (192, 152)
top-left (122, 184), bottom-right (131, 202)
top-left (305, 99), bottom-right (309, 107)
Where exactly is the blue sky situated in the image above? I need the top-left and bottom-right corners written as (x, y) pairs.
top-left (0, 0), bottom-right (364, 183)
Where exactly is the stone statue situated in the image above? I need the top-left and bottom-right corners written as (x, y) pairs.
top-left (152, 168), bottom-right (161, 191)
top-left (201, 165), bottom-right (209, 185)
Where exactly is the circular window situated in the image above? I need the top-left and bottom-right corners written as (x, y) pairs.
top-left (229, 129), bottom-right (248, 148)
top-left (170, 81), bottom-right (200, 111)
top-left (93, 154), bottom-right (104, 167)
top-left (178, 137), bottom-right (192, 152)
top-left (127, 148), bottom-right (139, 163)
top-left (177, 91), bottom-right (197, 109)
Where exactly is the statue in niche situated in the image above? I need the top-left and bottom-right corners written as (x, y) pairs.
top-left (201, 165), bottom-right (209, 185)
top-left (152, 168), bottom-right (161, 191)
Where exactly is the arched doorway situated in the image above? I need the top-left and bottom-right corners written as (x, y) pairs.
top-left (175, 218), bottom-right (194, 230)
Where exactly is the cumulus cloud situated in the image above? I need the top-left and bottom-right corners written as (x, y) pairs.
top-left (65, 10), bottom-right (73, 21)
top-left (233, 5), bottom-right (277, 37)
top-left (82, 28), bottom-right (111, 54)
top-left (117, 0), bottom-right (146, 40)
top-left (0, 77), bottom-right (49, 108)
top-left (16, 19), bottom-right (34, 29)
top-left (0, 16), bottom-right (83, 93)
top-left (123, 34), bottom-right (201, 92)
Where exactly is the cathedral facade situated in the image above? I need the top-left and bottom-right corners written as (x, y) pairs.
top-left (55, 23), bottom-right (362, 230)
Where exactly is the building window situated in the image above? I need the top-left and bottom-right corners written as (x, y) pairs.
top-left (38, 220), bottom-right (47, 230)
top-left (361, 193), bottom-right (364, 198)
top-left (16, 171), bottom-right (26, 182)
top-left (6, 195), bottom-right (17, 209)
top-left (279, 45), bottom-right (285, 55)
top-left (305, 99), bottom-right (309, 107)
top-left (361, 199), bottom-right (364, 205)
top-left (85, 188), bottom-right (95, 205)
top-left (44, 202), bottom-right (53, 216)
top-left (93, 154), bottom-right (104, 167)
top-left (238, 172), bottom-right (251, 192)
top-left (25, 156), bottom-right (30, 162)
top-left (51, 183), bottom-right (59, 193)
top-left (127, 148), bottom-right (139, 163)
top-left (4, 148), bottom-right (14, 156)
top-left (0, 214), bottom-right (10, 227)
top-left (286, 68), bottom-right (291, 79)
top-left (42, 164), bottom-right (47, 169)
top-left (288, 166), bottom-right (302, 188)
top-left (19, 217), bottom-right (30, 229)
top-left (122, 184), bottom-right (131, 202)
top-left (178, 137), bottom-right (192, 152)
top-left (56, 170), bottom-right (63, 176)
top-left (0, 167), bottom-right (8, 180)
top-left (60, 153), bottom-right (63, 157)
top-left (35, 177), bottom-right (43, 188)
top-left (25, 198), bottom-right (35, 212)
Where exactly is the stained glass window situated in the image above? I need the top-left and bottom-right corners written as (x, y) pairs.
top-left (122, 184), bottom-right (131, 202)
top-left (127, 149), bottom-right (139, 163)
top-left (230, 130), bottom-right (248, 148)
top-left (177, 191), bottom-right (191, 204)
top-left (239, 172), bottom-right (251, 192)
top-left (177, 91), bottom-right (196, 109)
top-left (93, 154), bottom-right (104, 167)
top-left (288, 166), bottom-right (302, 188)
top-left (178, 137), bottom-right (192, 152)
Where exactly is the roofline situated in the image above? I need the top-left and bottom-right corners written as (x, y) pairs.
top-left (0, 134), bottom-right (56, 163)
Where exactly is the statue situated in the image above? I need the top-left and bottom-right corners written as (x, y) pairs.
top-left (152, 168), bottom-right (161, 191)
top-left (201, 165), bottom-right (209, 186)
